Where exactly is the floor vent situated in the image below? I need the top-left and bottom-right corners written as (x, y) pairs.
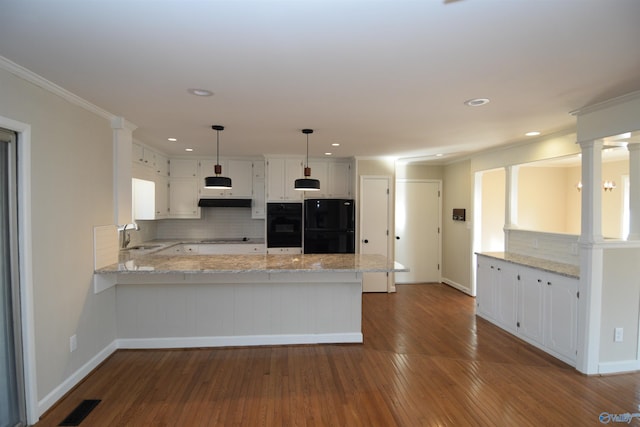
top-left (58, 399), bottom-right (101, 426)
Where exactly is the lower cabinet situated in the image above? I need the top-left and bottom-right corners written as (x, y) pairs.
top-left (476, 255), bottom-right (578, 365)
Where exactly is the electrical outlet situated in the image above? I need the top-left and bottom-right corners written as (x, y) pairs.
top-left (70, 334), bottom-right (77, 352)
top-left (614, 328), bottom-right (623, 343)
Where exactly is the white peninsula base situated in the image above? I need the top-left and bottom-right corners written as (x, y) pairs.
top-left (114, 272), bottom-right (363, 349)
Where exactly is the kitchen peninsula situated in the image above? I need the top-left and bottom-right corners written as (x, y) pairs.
top-left (95, 251), bottom-right (406, 349)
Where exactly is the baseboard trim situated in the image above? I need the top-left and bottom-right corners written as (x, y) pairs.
top-left (117, 333), bottom-right (364, 349)
top-left (441, 277), bottom-right (473, 296)
top-left (37, 340), bottom-right (118, 416)
top-left (598, 359), bottom-right (640, 375)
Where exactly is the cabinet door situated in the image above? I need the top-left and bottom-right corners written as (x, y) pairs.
top-left (308, 161), bottom-right (328, 198)
top-left (252, 161), bottom-right (266, 219)
top-left (495, 262), bottom-right (518, 333)
top-left (327, 161), bottom-right (352, 198)
top-left (168, 178), bottom-right (200, 218)
top-left (267, 157), bottom-right (304, 201)
top-left (227, 159), bottom-right (253, 197)
top-left (284, 158), bottom-right (303, 201)
top-left (544, 274), bottom-right (578, 362)
top-left (517, 267), bottom-right (545, 345)
top-left (171, 159), bottom-right (199, 178)
top-left (266, 158), bottom-right (285, 201)
top-left (155, 153), bottom-right (169, 176)
top-left (476, 256), bottom-right (496, 320)
top-left (154, 175), bottom-right (169, 218)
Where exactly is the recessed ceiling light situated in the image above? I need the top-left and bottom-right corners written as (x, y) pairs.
top-left (187, 88), bottom-right (213, 97)
top-left (331, 143), bottom-right (340, 147)
top-left (435, 153), bottom-right (444, 157)
top-left (464, 98), bottom-right (490, 107)
top-left (525, 131), bottom-right (541, 137)
top-left (168, 137), bottom-right (177, 142)
top-left (324, 152), bottom-right (333, 156)
top-left (185, 148), bottom-right (193, 152)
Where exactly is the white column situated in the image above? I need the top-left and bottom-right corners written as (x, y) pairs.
top-left (111, 117), bottom-right (136, 225)
top-left (579, 140), bottom-right (603, 244)
top-left (504, 165), bottom-right (519, 228)
top-left (627, 143), bottom-right (640, 240)
top-left (576, 139), bottom-right (603, 374)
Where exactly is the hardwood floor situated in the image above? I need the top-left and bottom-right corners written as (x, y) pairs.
top-left (36, 284), bottom-right (640, 426)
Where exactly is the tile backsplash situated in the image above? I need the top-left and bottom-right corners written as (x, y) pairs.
top-left (154, 208), bottom-right (264, 240)
top-left (506, 229), bottom-right (579, 266)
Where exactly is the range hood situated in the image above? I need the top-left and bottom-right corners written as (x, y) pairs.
top-left (198, 198), bottom-right (252, 208)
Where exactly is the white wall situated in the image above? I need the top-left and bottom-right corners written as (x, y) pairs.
top-left (0, 67), bottom-right (117, 412)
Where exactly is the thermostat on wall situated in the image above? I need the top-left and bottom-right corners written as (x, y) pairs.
top-left (453, 208), bottom-right (466, 221)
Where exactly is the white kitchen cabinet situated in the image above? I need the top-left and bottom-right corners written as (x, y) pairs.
top-left (327, 161), bottom-right (352, 198)
top-left (168, 178), bottom-right (200, 218)
top-left (308, 160), bottom-right (329, 197)
top-left (199, 159), bottom-right (253, 198)
top-left (494, 262), bottom-right (518, 333)
top-left (476, 255), bottom-right (578, 365)
top-left (476, 256), bottom-right (496, 319)
top-left (252, 160), bottom-right (266, 219)
top-left (170, 159), bottom-right (198, 178)
top-left (266, 157), bottom-right (304, 201)
top-left (133, 142), bottom-right (154, 166)
top-left (305, 160), bottom-right (352, 199)
top-left (544, 273), bottom-right (578, 362)
top-left (154, 175), bottom-right (169, 218)
top-left (155, 153), bottom-right (169, 176)
top-left (517, 266), bottom-right (545, 346)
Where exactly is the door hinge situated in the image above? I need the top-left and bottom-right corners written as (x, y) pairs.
top-left (386, 188), bottom-right (390, 194)
top-left (437, 263), bottom-right (440, 270)
top-left (517, 274), bottom-right (520, 280)
top-left (386, 229), bottom-right (389, 235)
top-left (577, 291), bottom-right (580, 299)
top-left (438, 190), bottom-right (441, 197)
top-left (437, 227), bottom-right (440, 233)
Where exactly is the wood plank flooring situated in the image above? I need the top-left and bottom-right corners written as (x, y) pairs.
top-left (36, 284), bottom-right (640, 426)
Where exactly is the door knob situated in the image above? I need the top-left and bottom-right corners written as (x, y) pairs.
top-left (396, 236), bottom-right (400, 240)
top-left (363, 239), bottom-right (369, 243)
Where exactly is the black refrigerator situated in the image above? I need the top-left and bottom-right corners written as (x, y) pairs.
top-left (304, 199), bottom-right (355, 254)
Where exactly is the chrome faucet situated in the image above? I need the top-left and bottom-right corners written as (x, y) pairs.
top-left (120, 223), bottom-right (140, 249)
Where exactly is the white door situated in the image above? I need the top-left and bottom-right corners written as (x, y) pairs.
top-left (360, 176), bottom-right (390, 292)
top-left (395, 180), bottom-right (440, 283)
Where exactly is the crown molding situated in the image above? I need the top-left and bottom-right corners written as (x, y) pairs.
top-left (0, 55), bottom-right (134, 126)
top-left (570, 90), bottom-right (640, 117)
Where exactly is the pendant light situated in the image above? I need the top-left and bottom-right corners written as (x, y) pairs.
top-left (294, 129), bottom-right (320, 191)
top-left (204, 125), bottom-right (232, 189)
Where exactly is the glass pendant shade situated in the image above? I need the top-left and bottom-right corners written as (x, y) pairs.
top-left (294, 129), bottom-right (320, 191)
top-left (204, 125), bottom-right (232, 189)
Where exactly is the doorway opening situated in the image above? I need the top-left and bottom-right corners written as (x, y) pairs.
top-left (1, 127), bottom-right (27, 426)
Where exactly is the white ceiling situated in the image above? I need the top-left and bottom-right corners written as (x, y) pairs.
top-left (1, 0), bottom-right (640, 162)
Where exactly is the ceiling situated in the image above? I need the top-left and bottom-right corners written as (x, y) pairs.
top-left (1, 0), bottom-right (640, 162)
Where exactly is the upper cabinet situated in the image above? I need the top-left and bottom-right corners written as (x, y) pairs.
top-left (266, 157), bottom-right (304, 201)
top-left (308, 159), bottom-right (353, 198)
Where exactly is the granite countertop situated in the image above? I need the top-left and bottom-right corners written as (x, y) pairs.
top-left (477, 252), bottom-right (579, 278)
top-left (97, 253), bottom-right (407, 274)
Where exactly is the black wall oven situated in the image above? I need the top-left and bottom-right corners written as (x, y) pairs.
top-left (267, 203), bottom-right (303, 248)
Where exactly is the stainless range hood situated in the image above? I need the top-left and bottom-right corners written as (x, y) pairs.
top-left (198, 198), bottom-right (252, 208)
